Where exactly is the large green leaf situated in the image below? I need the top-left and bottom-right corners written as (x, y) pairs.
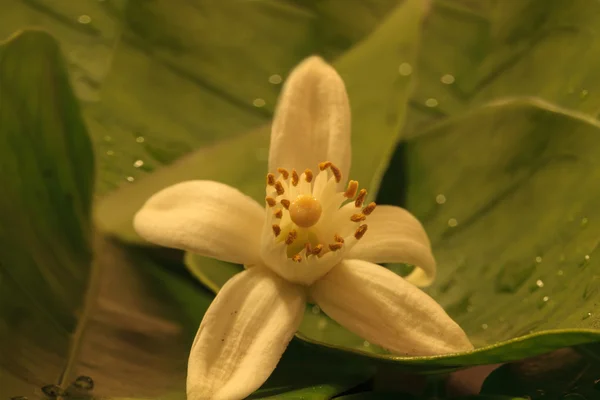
top-left (94, 0), bottom-right (425, 242)
top-left (187, 98), bottom-right (600, 371)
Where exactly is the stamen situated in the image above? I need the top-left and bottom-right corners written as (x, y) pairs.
top-left (318, 161), bottom-right (342, 182)
top-left (304, 242), bottom-right (312, 254)
top-left (312, 244), bottom-right (323, 256)
top-left (292, 254), bottom-right (302, 262)
top-left (318, 161), bottom-right (331, 171)
top-left (291, 169), bottom-right (299, 186)
top-left (329, 243), bottom-right (343, 251)
top-left (362, 202), bottom-right (376, 215)
top-left (354, 224), bottom-right (368, 240)
top-left (350, 213), bottom-right (366, 222)
top-left (280, 199), bottom-right (290, 209)
top-left (334, 234), bottom-right (344, 243)
top-left (267, 173), bottom-right (276, 186)
top-left (285, 230), bottom-right (297, 245)
top-left (304, 169), bottom-right (313, 183)
top-left (344, 181), bottom-right (359, 198)
top-left (274, 181), bottom-right (285, 195)
top-left (277, 168), bottom-right (289, 179)
top-left (265, 197), bottom-right (276, 207)
top-left (274, 209), bottom-right (283, 219)
top-left (355, 189), bottom-right (367, 207)
top-left (272, 225), bottom-right (281, 237)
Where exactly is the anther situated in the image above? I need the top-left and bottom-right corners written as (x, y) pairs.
top-left (355, 189), bottom-right (367, 207)
top-left (274, 209), bottom-right (283, 219)
top-left (274, 181), bottom-right (285, 195)
top-left (350, 213), bottom-right (366, 222)
top-left (354, 224), bottom-right (368, 240)
top-left (265, 197), bottom-right (276, 207)
top-left (362, 202), bottom-right (376, 215)
top-left (272, 225), bottom-right (281, 237)
top-left (280, 199), bottom-right (290, 209)
top-left (285, 230), bottom-right (297, 245)
top-left (292, 254), bottom-right (302, 262)
top-left (319, 161), bottom-right (331, 171)
top-left (344, 181), bottom-right (358, 198)
top-left (318, 161), bottom-right (342, 182)
top-left (329, 243), bottom-right (343, 251)
top-left (334, 234), bottom-right (344, 243)
top-left (304, 169), bottom-right (313, 183)
top-left (312, 244), bottom-right (323, 255)
top-left (291, 169), bottom-right (299, 186)
top-left (267, 173), bottom-right (276, 186)
top-left (277, 168), bottom-right (289, 179)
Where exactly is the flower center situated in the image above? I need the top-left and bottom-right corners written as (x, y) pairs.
top-left (289, 195), bottom-right (322, 228)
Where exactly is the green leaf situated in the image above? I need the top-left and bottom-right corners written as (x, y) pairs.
top-left (94, 0), bottom-right (425, 242)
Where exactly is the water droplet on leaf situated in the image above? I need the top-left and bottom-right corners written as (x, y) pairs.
top-left (536, 279), bottom-right (544, 288)
top-left (42, 385), bottom-right (65, 398)
top-left (253, 98), bottom-right (266, 107)
top-left (126, 176), bottom-right (135, 182)
top-left (425, 98), bottom-right (438, 107)
top-left (78, 15), bottom-right (91, 24)
top-left (583, 312), bottom-right (592, 320)
top-left (136, 136), bottom-right (145, 143)
top-left (481, 323), bottom-right (488, 329)
top-left (133, 160), bottom-right (144, 168)
top-left (581, 217), bottom-right (589, 227)
top-left (435, 194), bottom-right (446, 204)
top-left (535, 256), bottom-right (543, 263)
top-left (398, 63), bottom-right (412, 76)
top-left (311, 305), bottom-right (320, 315)
top-left (448, 218), bottom-right (458, 227)
top-left (441, 74), bottom-right (455, 84)
top-left (73, 375), bottom-right (94, 390)
top-left (268, 74), bottom-right (282, 84)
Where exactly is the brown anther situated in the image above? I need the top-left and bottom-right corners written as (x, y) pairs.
top-left (285, 230), bottom-right (297, 245)
top-left (267, 173), bottom-right (276, 186)
top-left (274, 209), bottom-right (283, 219)
top-left (334, 234), bottom-right (345, 243)
top-left (292, 254), bottom-right (302, 262)
top-left (272, 224), bottom-right (281, 237)
top-left (265, 196), bottom-right (276, 207)
top-left (274, 181), bottom-right (285, 195)
top-left (312, 244), bottom-right (323, 255)
top-left (319, 161), bottom-right (332, 171)
top-left (330, 164), bottom-right (342, 183)
top-left (277, 168), bottom-right (289, 179)
top-left (304, 169), bottom-right (313, 183)
top-left (280, 199), bottom-right (290, 209)
top-left (362, 202), bottom-right (376, 215)
top-left (344, 180), bottom-right (359, 198)
top-left (354, 224), bottom-right (368, 240)
top-left (350, 213), bottom-right (366, 222)
top-left (329, 243), bottom-right (343, 251)
top-left (291, 169), bottom-right (299, 186)
top-left (355, 189), bottom-right (367, 207)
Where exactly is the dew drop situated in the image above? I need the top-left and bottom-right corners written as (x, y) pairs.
top-left (425, 98), bottom-right (439, 107)
top-left (78, 15), bottom-right (91, 24)
top-left (581, 217), bottom-right (589, 227)
top-left (435, 194), bottom-right (446, 204)
top-left (481, 323), bottom-right (488, 330)
top-left (126, 176), bottom-right (135, 182)
top-left (253, 98), bottom-right (266, 107)
top-left (542, 295), bottom-right (549, 302)
top-left (106, 150), bottom-right (114, 156)
top-left (363, 341), bottom-right (371, 348)
top-left (268, 74), bottom-right (282, 84)
top-left (580, 89), bottom-right (589, 99)
top-left (311, 305), bottom-right (320, 315)
top-left (73, 375), bottom-right (94, 390)
top-left (441, 74), bottom-right (455, 84)
top-left (448, 218), bottom-right (458, 227)
top-left (585, 254), bottom-right (590, 261)
top-left (103, 135), bottom-right (112, 142)
top-left (136, 136), bottom-right (145, 143)
top-left (133, 160), bottom-right (144, 168)
top-left (466, 305), bottom-right (474, 313)
top-left (583, 312), bottom-right (592, 320)
top-left (536, 279), bottom-right (544, 288)
top-left (42, 385), bottom-right (65, 398)
top-left (535, 256), bottom-right (542, 263)
top-left (398, 63), bottom-right (412, 76)
top-left (317, 318), bottom-right (328, 330)
top-left (557, 270), bottom-right (564, 276)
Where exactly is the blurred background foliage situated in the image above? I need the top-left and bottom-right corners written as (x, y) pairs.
top-left (2, 0), bottom-right (600, 399)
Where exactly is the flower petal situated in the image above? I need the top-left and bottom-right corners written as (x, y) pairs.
top-left (346, 205), bottom-right (436, 287)
top-left (310, 259), bottom-right (473, 356)
top-left (269, 56), bottom-right (351, 184)
top-left (187, 267), bottom-right (306, 400)
top-left (134, 180), bottom-right (264, 265)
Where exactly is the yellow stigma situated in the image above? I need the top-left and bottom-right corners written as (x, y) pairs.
top-left (289, 194), bottom-right (322, 228)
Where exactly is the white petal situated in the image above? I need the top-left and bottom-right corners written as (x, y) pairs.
top-left (269, 56), bottom-right (351, 185)
top-left (188, 267), bottom-right (306, 400)
top-left (346, 205), bottom-right (436, 287)
top-left (310, 259), bottom-right (473, 356)
top-left (134, 180), bottom-right (264, 265)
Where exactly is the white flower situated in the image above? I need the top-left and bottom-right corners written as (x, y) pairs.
top-left (134, 56), bottom-right (473, 400)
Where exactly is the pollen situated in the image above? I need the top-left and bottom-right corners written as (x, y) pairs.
top-left (274, 181), bottom-right (285, 195)
top-left (355, 189), bottom-right (367, 207)
top-left (277, 168), bottom-right (289, 179)
top-left (265, 197), bottom-right (276, 207)
top-left (285, 230), bottom-right (298, 245)
top-left (280, 199), bottom-right (291, 209)
top-left (334, 234), bottom-right (344, 243)
top-left (267, 173), bottom-right (276, 186)
top-left (272, 224), bottom-right (281, 237)
top-left (318, 161), bottom-right (342, 182)
top-left (274, 209), bottom-right (283, 219)
top-left (304, 169), bottom-right (313, 183)
top-left (362, 202), bottom-right (376, 215)
top-left (312, 244), bottom-right (323, 255)
top-left (350, 213), bottom-right (366, 222)
top-left (344, 180), bottom-right (358, 198)
top-left (289, 195), bottom-right (322, 228)
top-left (291, 169), bottom-right (299, 186)
top-left (292, 254), bottom-right (302, 262)
top-left (354, 224), bottom-right (368, 240)
top-left (329, 243), bottom-right (343, 251)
